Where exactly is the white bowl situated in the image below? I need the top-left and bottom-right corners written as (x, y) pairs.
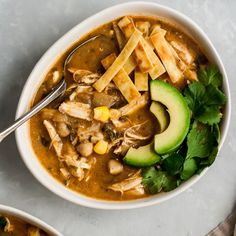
top-left (0, 204), bottom-right (62, 235)
top-left (15, 2), bottom-right (231, 209)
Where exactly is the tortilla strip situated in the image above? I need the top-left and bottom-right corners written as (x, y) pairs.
top-left (123, 56), bottom-right (136, 74)
top-left (113, 22), bottom-right (137, 74)
top-left (93, 30), bottom-right (142, 92)
top-left (135, 21), bottom-right (151, 37)
top-left (134, 69), bottom-right (148, 91)
top-left (118, 16), bottom-right (153, 73)
top-left (140, 37), bottom-right (166, 79)
top-left (113, 22), bottom-right (126, 50)
top-left (150, 24), bottom-right (166, 36)
top-left (101, 53), bottom-right (141, 103)
top-left (150, 32), bottom-right (183, 83)
top-left (119, 17), bottom-right (165, 79)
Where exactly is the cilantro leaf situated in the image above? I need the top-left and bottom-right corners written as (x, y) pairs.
top-left (184, 65), bottom-right (226, 126)
top-left (142, 167), bottom-right (177, 194)
top-left (187, 122), bottom-right (215, 159)
top-left (180, 158), bottom-right (198, 180)
top-left (162, 153), bottom-right (184, 175)
top-left (198, 65), bottom-right (223, 88)
top-left (200, 146), bottom-right (218, 166)
top-left (213, 124), bottom-right (221, 144)
top-left (204, 84), bottom-right (227, 106)
top-left (196, 105), bottom-right (222, 125)
top-left (184, 81), bottom-right (205, 113)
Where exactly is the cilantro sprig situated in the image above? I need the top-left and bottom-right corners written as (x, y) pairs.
top-left (142, 65), bottom-right (226, 194)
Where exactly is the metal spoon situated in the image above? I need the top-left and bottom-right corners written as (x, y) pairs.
top-left (0, 35), bottom-right (100, 142)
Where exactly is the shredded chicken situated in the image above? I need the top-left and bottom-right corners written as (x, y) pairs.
top-left (60, 167), bottom-right (71, 179)
top-left (43, 120), bottom-right (63, 157)
top-left (119, 92), bottom-right (149, 116)
top-left (69, 85), bottom-right (93, 101)
top-left (72, 69), bottom-right (100, 84)
top-left (108, 170), bottom-right (144, 195)
top-left (170, 40), bottom-right (195, 65)
top-left (41, 108), bottom-right (69, 124)
top-left (61, 143), bottom-right (91, 181)
top-left (51, 70), bottom-right (61, 84)
top-left (59, 101), bottom-right (92, 120)
top-left (124, 121), bottom-right (152, 144)
top-left (77, 122), bottom-right (101, 142)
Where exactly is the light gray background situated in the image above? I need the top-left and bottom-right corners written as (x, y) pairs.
top-left (0, 0), bottom-right (235, 235)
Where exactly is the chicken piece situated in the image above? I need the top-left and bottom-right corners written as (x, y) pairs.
top-left (170, 40), bottom-right (195, 65)
top-left (43, 120), bottom-right (63, 157)
top-left (60, 167), bottom-right (71, 180)
top-left (72, 69), bottom-right (100, 84)
top-left (108, 170), bottom-right (143, 194)
top-left (124, 122), bottom-right (152, 144)
top-left (59, 101), bottom-right (92, 120)
top-left (61, 143), bottom-right (79, 167)
top-left (69, 85), bottom-right (93, 101)
top-left (108, 159), bottom-right (124, 175)
top-left (56, 122), bottom-right (70, 137)
top-left (69, 158), bottom-right (91, 181)
top-left (62, 143), bottom-right (91, 181)
top-left (113, 141), bottom-right (130, 155)
top-left (125, 186), bottom-right (145, 196)
top-left (41, 108), bottom-right (69, 124)
top-left (51, 70), bottom-right (61, 84)
top-left (90, 132), bottom-right (104, 144)
top-left (119, 92), bottom-right (149, 116)
top-left (77, 122), bottom-right (101, 143)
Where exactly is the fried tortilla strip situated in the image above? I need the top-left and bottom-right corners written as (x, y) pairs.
top-left (140, 37), bottom-right (166, 79)
top-left (101, 53), bottom-right (141, 103)
top-left (120, 92), bottom-right (149, 116)
top-left (119, 17), bottom-right (165, 79)
top-left (135, 21), bottom-right (151, 37)
top-left (113, 22), bottom-right (126, 50)
top-left (123, 56), bottom-right (136, 74)
top-left (93, 30), bottom-right (141, 92)
top-left (118, 16), bottom-right (153, 73)
top-left (113, 22), bottom-right (137, 74)
top-left (134, 69), bottom-right (148, 91)
top-left (151, 32), bottom-right (183, 83)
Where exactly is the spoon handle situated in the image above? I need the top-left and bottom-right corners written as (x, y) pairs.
top-left (0, 79), bottom-right (66, 143)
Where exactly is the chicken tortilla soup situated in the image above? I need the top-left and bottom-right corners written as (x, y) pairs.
top-left (0, 214), bottom-right (48, 236)
top-left (30, 16), bottom-right (226, 201)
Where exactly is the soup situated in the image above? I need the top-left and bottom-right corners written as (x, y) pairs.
top-left (30, 16), bottom-right (226, 201)
top-left (0, 214), bottom-right (48, 236)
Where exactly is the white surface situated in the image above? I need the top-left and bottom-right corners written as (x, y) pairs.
top-left (0, 0), bottom-right (235, 235)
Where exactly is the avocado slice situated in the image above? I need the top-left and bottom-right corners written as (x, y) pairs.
top-left (150, 101), bottom-right (169, 132)
top-left (124, 143), bottom-right (161, 167)
top-left (150, 80), bottom-right (190, 154)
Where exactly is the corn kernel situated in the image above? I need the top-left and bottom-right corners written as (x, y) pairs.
top-left (94, 106), bottom-right (110, 122)
top-left (93, 140), bottom-right (108, 155)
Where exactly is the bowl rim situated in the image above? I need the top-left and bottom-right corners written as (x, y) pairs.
top-left (0, 204), bottom-right (62, 235)
top-left (15, 1), bottom-right (231, 210)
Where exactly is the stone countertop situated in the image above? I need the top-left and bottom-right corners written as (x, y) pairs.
top-left (0, 0), bottom-right (235, 235)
